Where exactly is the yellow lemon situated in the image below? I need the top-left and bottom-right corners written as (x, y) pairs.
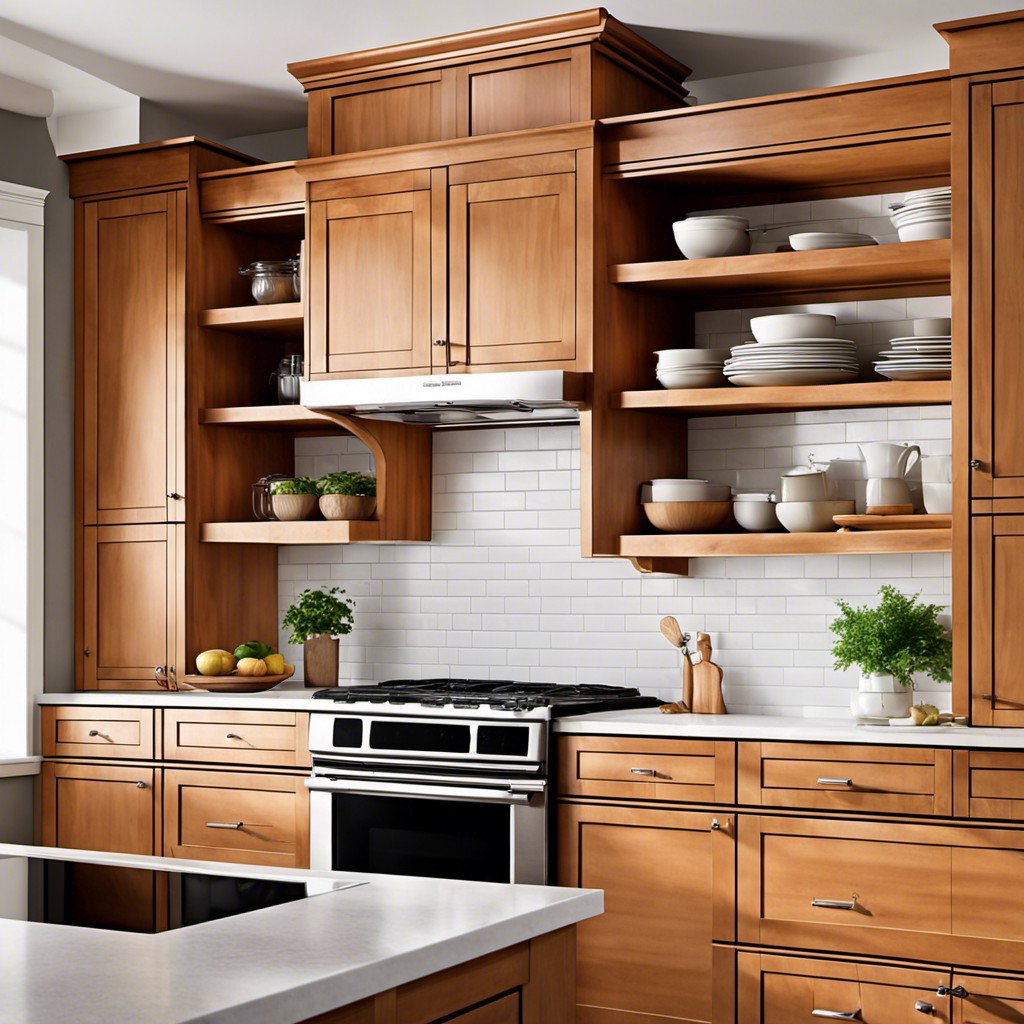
top-left (264, 653), bottom-right (285, 675)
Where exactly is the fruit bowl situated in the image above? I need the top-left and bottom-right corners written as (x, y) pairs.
top-left (182, 665), bottom-right (295, 692)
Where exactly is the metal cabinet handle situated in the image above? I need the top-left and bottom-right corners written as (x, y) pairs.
top-left (433, 337), bottom-right (462, 368)
top-left (135, 781), bottom-right (146, 789)
top-left (225, 733), bottom-right (241, 740)
top-left (812, 898), bottom-right (857, 910)
top-left (951, 986), bottom-right (969, 999)
top-left (87, 730), bottom-right (112, 741)
top-left (970, 459), bottom-right (983, 470)
top-left (915, 1001), bottom-right (935, 1015)
top-left (166, 491), bottom-right (184, 500)
top-left (205, 822), bottom-right (244, 830)
top-left (812, 1011), bottom-right (861, 1020)
top-left (817, 777), bottom-right (853, 786)
top-left (630, 768), bottom-right (657, 776)
top-left (711, 818), bottom-right (723, 831)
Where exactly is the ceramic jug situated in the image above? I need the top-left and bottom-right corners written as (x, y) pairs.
top-left (858, 442), bottom-right (921, 479)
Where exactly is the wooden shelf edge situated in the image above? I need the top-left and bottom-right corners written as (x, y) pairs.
top-left (199, 406), bottom-right (352, 431)
top-left (616, 380), bottom-right (952, 414)
top-left (618, 528), bottom-right (952, 558)
top-left (199, 303), bottom-right (303, 332)
top-left (200, 520), bottom-right (382, 544)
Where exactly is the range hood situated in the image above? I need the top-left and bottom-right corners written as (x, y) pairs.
top-left (300, 370), bottom-right (589, 426)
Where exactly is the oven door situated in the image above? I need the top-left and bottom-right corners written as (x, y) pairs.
top-left (307, 774), bottom-right (547, 884)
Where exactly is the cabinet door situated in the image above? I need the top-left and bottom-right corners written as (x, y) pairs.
top-left (449, 170), bottom-right (576, 368)
top-left (81, 524), bottom-right (183, 690)
top-left (970, 517), bottom-right (1024, 724)
top-left (953, 974), bottom-right (1024, 1022)
top-left (558, 802), bottom-right (734, 1024)
top-left (81, 191), bottom-right (185, 524)
top-left (308, 184), bottom-right (437, 376)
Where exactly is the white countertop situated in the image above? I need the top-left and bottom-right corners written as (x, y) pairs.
top-left (0, 844), bottom-right (601, 1024)
top-left (553, 709), bottom-right (1024, 749)
top-left (38, 681), bottom-right (324, 712)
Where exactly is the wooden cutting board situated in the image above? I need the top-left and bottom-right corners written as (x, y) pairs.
top-left (834, 514), bottom-right (952, 531)
top-left (691, 633), bottom-right (727, 715)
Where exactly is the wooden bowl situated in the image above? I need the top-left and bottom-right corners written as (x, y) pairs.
top-left (319, 494), bottom-right (376, 521)
top-left (271, 494), bottom-right (318, 521)
top-left (182, 665), bottom-right (295, 692)
top-left (643, 500), bottom-right (733, 533)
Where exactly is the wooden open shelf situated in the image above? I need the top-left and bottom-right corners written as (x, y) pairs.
top-left (616, 380), bottom-right (951, 415)
top-left (201, 520), bottom-right (384, 544)
top-left (620, 529), bottom-right (952, 559)
top-left (199, 303), bottom-right (302, 338)
top-left (609, 239), bottom-right (950, 308)
top-left (200, 405), bottom-right (346, 432)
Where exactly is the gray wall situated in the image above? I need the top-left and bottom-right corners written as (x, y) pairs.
top-left (0, 109), bottom-right (74, 693)
top-left (0, 777), bottom-right (34, 842)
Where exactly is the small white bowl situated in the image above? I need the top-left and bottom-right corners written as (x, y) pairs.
top-left (650, 479), bottom-right (732, 502)
top-left (733, 500), bottom-right (779, 532)
top-left (672, 220), bottom-right (750, 260)
top-left (657, 369), bottom-right (727, 389)
top-left (655, 347), bottom-right (731, 367)
top-left (750, 313), bottom-right (837, 342)
top-left (775, 499), bottom-right (854, 533)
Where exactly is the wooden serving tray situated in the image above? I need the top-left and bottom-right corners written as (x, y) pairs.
top-left (834, 514), bottom-right (952, 531)
top-left (180, 665), bottom-right (295, 692)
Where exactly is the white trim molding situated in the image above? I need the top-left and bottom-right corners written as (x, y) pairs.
top-left (0, 182), bottom-right (48, 225)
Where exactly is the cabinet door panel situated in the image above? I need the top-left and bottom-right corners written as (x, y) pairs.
top-left (82, 191), bottom-right (183, 524)
top-left (953, 974), bottom-right (1024, 1023)
top-left (309, 189), bottom-right (434, 376)
top-left (559, 802), bottom-right (734, 1024)
top-left (449, 171), bottom-right (575, 367)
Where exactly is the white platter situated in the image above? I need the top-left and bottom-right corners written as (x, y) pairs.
top-left (876, 367), bottom-right (952, 381)
top-left (732, 339), bottom-right (856, 350)
top-left (728, 368), bottom-right (860, 386)
top-left (887, 335), bottom-right (951, 343)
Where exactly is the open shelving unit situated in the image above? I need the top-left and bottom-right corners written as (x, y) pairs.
top-left (199, 302), bottom-right (303, 339)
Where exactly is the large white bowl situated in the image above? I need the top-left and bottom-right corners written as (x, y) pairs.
top-left (657, 369), bottom-right (727, 389)
top-left (672, 220), bottom-right (750, 260)
top-left (775, 499), bottom-right (855, 533)
top-left (655, 347), bottom-right (731, 367)
top-left (650, 478), bottom-right (732, 502)
top-left (749, 313), bottom-right (837, 342)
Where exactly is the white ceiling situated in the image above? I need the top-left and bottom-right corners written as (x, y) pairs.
top-left (0, 0), bottom-right (1021, 139)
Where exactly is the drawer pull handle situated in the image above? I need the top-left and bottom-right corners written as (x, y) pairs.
top-left (225, 733), bottom-right (242, 740)
top-left (817, 777), bottom-right (852, 786)
top-left (135, 781), bottom-right (147, 789)
top-left (936, 985), bottom-right (970, 999)
top-left (206, 821), bottom-right (244, 830)
top-left (812, 1012), bottom-right (861, 1021)
top-left (630, 768), bottom-right (658, 776)
top-left (812, 898), bottom-right (857, 911)
top-left (915, 1001), bottom-right (935, 1015)
top-left (87, 730), bottom-right (113, 742)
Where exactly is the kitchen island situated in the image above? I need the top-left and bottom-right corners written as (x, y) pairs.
top-left (0, 843), bottom-right (601, 1024)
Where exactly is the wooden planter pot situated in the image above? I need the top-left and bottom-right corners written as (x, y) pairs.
top-left (303, 634), bottom-right (339, 688)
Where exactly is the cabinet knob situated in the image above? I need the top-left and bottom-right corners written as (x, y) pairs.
top-left (83, 647), bottom-right (91, 657)
top-left (166, 491), bottom-right (184, 500)
top-left (936, 985), bottom-right (970, 999)
top-left (135, 781), bottom-right (146, 789)
top-left (225, 732), bottom-right (241, 740)
top-left (970, 459), bottom-right (983, 470)
top-left (87, 730), bottom-right (112, 742)
top-left (710, 818), bottom-right (722, 831)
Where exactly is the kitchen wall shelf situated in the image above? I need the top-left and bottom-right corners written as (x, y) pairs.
top-left (199, 304), bottom-right (303, 339)
top-left (619, 529), bottom-right (952, 559)
top-left (201, 520), bottom-right (384, 544)
top-left (616, 380), bottom-right (951, 415)
top-left (609, 239), bottom-right (951, 309)
top-left (200, 405), bottom-right (346, 432)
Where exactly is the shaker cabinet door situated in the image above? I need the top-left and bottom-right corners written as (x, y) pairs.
top-left (81, 191), bottom-right (185, 525)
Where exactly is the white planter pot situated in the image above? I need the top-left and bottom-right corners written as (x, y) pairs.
top-left (853, 673), bottom-right (913, 719)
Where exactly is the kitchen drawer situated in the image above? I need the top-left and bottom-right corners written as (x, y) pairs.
top-left (954, 749), bottom-right (1024, 821)
top-left (739, 741), bottom-right (952, 816)
top-left (163, 768), bottom-right (309, 867)
top-left (557, 735), bottom-right (735, 803)
top-left (163, 709), bottom-right (309, 768)
top-left (736, 952), bottom-right (951, 1024)
top-left (42, 706), bottom-right (155, 760)
top-left (951, 972), bottom-right (1024, 1022)
top-left (739, 814), bottom-right (1024, 970)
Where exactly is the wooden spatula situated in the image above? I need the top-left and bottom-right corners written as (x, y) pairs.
top-left (659, 616), bottom-right (693, 711)
top-left (691, 632), bottom-right (727, 715)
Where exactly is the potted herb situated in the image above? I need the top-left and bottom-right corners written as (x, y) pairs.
top-left (270, 477), bottom-right (319, 521)
top-left (317, 471), bottom-right (377, 521)
top-left (830, 584), bottom-right (952, 719)
top-left (282, 587), bottom-right (355, 688)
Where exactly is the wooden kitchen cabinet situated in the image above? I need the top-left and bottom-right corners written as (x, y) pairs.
top-left (952, 973), bottom-right (1024, 1022)
top-left (558, 801), bottom-right (735, 1024)
top-left (163, 708), bottom-right (310, 768)
top-left (42, 706), bottom-right (155, 760)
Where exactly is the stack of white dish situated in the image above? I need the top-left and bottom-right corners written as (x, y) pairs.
top-left (641, 478), bottom-right (733, 532)
top-left (723, 313), bottom-right (859, 387)
top-left (889, 186), bottom-right (951, 241)
top-left (672, 215), bottom-right (751, 259)
top-left (874, 318), bottom-right (952, 381)
top-left (789, 232), bottom-right (877, 251)
top-left (655, 348), bottom-right (730, 389)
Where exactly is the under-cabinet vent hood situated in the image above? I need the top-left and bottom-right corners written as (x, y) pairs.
top-left (300, 370), bottom-right (588, 426)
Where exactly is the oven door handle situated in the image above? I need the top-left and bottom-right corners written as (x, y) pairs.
top-left (305, 776), bottom-right (542, 805)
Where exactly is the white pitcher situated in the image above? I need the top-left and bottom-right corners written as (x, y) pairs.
top-left (858, 442), bottom-right (921, 480)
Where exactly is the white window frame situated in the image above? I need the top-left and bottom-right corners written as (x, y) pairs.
top-left (0, 181), bottom-right (46, 759)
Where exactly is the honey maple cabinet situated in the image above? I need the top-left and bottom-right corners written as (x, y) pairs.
top-left (305, 134), bottom-right (589, 379)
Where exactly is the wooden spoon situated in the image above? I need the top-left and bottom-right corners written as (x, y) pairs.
top-left (659, 616), bottom-right (684, 649)
top-left (659, 616), bottom-right (692, 711)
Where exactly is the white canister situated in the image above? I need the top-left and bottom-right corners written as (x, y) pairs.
top-left (779, 470), bottom-right (830, 502)
top-left (920, 455), bottom-right (952, 483)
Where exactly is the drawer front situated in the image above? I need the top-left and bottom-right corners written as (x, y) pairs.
top-left (739, 815), bottom-right (1024, 970)
top-left (163, 769), bottom-right (308, 867)
top-left (739, 742), bottom-right (952, 815)
top-left (737, 952), bottom-right (951, 1024)
top-left (955, 749), bottom-right (1024, 821)
top-left (952, 973), bottom-right (1024, 1022)
top-left (558, 735), bottom-right (735, 803)
top-left (42, 707), bottom-right (155, 760)
top-left (163, 710), bottom-right (309, 768)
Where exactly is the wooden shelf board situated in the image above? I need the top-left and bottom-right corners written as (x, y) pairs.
top-left (609, 239), bottom-right (950, 308)
top-left (201, 520), bottom-right (382, 544)
top-left (616, 380), bottom-right (951, 415)
top-left (619, 529), bottom-right (952, 558)
top-left (200, 303), bottom-right (303, 336)
top-left (200, 406), bottom-right (352, 433)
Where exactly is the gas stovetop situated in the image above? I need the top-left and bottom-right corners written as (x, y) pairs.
top-left (312, 678), bottom-right (662, 715)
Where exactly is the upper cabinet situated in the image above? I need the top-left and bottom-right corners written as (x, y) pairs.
top-left (304, 130), bottom-right (592, 379)
top-left (289, 9), bottom-right (690, 158)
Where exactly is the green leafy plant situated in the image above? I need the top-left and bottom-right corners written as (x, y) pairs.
top-left (830, 584), bottom-right (952, 687)
top-left (282, 587), bottom-right (355, 644)
top-left (317, 471), bottom-right (377, 497)
top-left (270, 477), bottom-right (318, 496)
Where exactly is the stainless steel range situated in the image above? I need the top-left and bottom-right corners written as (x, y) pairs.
top-left (306, 679), bottom-right (660, 884)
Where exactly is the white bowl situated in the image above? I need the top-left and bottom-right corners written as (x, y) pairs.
top-left (657, 369), bottom-right (727, 389)
top-left (655, 347), bottom-right (730, 367)
top-left (896, 220), bottom-right (951, 241)
top-left (775, 499), bottom-right (855, 533)
top-left (672, 220), bottom-right (750, 260)
top-left (733, 500), bottom-right (779, 532)
top-left (789, 232), bottom-right (876, 251)
top-left (914, 317), bottom-right (951, 336)
top-left (750, 313), bottom-right (837, 342)
top-left (650, 478), bottom-right (732, 502)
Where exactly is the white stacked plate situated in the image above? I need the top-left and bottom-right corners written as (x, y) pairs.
top-left (789, 232), bottom-right (878, 251)
top-left (724, 338), bottom-right (860, 387)
top-left (655, 347), bottom-right (729, 389)
top-left (874, 334), bottom-right (951, 381)
top-left (890, 186), bottom-right (951, 241)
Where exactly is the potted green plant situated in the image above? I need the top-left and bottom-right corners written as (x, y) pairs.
top-left (282, 587), bottom-right (355, 688)
top-left (317, 471), bottom-right (377, 521)
top-left (830, 584), bottom-right (952, 719)
top-left (270, 477), bottom-right (319, 521)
